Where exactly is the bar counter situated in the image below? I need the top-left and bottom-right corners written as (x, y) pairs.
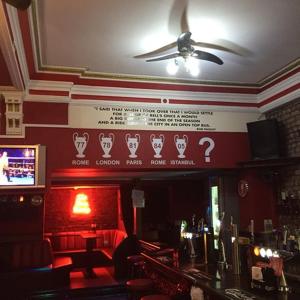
top-left (141, 252), bottom-right (300, 300)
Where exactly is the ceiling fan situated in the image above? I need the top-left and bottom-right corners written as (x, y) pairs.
top-left (3, 0), bottom-right (31, 10)
top-left (145, 31), bottom-right (223, 65)
top-left (134, 0), bottom-right (249, 71)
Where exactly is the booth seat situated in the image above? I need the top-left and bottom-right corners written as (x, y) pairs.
top-left (45, 229), bottom-right (127, 261)
top-left (0, 238), bottom-right (72, 294)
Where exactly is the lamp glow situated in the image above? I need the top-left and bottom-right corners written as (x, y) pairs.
top-left (259, 248), bottom-right (266, 258)
top-left (73, 193), bottom-right (91, 215)
top-left (185, 57), bottom-right (200, 76)
top-left (266, 248), bottom-right (273, 258)
top-left (166, 60), bottom-right (179, 75)
top-left (254, 246), bottom-right (260, 256)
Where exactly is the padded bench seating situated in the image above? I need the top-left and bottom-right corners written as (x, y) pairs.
top-left (0, 238), bottom-right (72, 294)
top-left (45, 229), bottom-right (127, 262)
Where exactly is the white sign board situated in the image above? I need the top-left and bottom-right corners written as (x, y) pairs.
top-left (69, 103), bottom-right (260, 132)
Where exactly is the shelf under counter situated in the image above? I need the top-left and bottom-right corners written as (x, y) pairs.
top-left (141, 252), bottom-right (300, 300)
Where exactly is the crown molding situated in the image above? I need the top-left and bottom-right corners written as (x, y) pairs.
top-left (0, 3), bottom-right (23, 90)
top-left (5, 4), bottom-right (30, 89)
top-left (258, 88), bottom-right (300, 113)
top-left (28, 80), bottom-right (74, 91)
top-left (258, 72), bottom-right (300, 103)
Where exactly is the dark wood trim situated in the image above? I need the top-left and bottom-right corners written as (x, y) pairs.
top-left (237, 156), bottom-right (300, 168)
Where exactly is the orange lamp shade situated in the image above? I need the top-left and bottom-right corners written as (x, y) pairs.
top-left (72, 193), bottom-right (91, 215)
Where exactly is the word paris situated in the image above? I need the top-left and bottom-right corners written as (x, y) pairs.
top-left (72, 132), bottom-right (215, 166)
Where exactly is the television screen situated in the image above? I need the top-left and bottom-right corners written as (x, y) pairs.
top-left (0, 145), bottom-right (45, 188)
top-left (246, 119), bottom-right (281, 159)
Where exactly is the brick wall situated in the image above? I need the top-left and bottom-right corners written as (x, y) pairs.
top-left (44, 186), bottom-right (119, 233)
top-left (266, 98), bottom-right (300, 230)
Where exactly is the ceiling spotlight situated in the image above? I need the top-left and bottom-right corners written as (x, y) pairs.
top-left (166, 59), bottom-right (179, 75)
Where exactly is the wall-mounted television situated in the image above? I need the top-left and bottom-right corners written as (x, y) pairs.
top-left (247, 119), bottom-right (281, 159)
top-left (0, 145), bottom-right (46, 189)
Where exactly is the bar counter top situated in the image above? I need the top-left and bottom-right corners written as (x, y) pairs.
top-left (142, 253), bottom-right (300, 300)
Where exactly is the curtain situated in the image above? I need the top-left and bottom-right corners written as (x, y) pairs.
top-left (114, 183), bottom-right (141, 278)
top-left (120, 183), bottom-right (134, 236)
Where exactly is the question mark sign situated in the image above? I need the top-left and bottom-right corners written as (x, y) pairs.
top-left (199, 137), bottom-right (215, 163)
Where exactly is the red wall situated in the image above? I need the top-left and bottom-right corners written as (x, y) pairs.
top-left (1, 106), bottom-right (276, 237)
top-left (0, 48), bottom-right (12, 86)
top-left (44, 186), bottom-right (119, 233)
top-left (23, 102), bottom-right (68, 125)
top-left (239, 169), bottom-right (278, 232)
top-left (0, 97), bottom-right (6, 135)
top-left (0, 126), bottom-right (251, 172)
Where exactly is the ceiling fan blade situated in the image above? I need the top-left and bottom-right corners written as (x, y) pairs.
top-left (193, 50), bottom-right (223, 65)
top-left (191, 40), bottom-right (240, 55)
top-left (146, 52), bottom-right (180, 62)
top-left (213, 39), bottom-right (253, 57)
top-left (180, 4), bottom-right (189, 33)
top-left (134, 42), bottom-right (177, 59)
top-left (3, 0), bottom-right (31, 10)
top-left (168, 0), bottom-right (189, 36)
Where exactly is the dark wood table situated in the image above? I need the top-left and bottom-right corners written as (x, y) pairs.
top-left (80, 232), bottom-right (97, 278)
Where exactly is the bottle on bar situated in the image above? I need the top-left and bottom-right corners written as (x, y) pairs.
top-left (250, 219), bottom-right (255, 244)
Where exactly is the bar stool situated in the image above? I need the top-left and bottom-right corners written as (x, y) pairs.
top-left (141, 295), bottom-right (171, 300)
top-left (127, 254), bottom-right (145, 278)
top-left (126, 278), bottom-right (153, 300)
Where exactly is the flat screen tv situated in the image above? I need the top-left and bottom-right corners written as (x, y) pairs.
top-left (246, 119), bottom-right (281, 160)
top-left (0, 145), bottom-right (46, 189)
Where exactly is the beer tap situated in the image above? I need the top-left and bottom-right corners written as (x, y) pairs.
top-left (231, 216), bottom-right (240, 274)
top-left (282, 225), bottom-right (289, 250)
top-left (197, 218), bottom-right (204, 233)
top-left (250, 219), bottom-right (255, 244)
top-left (191, 214), bottom-right (196, 232)
top-left (218, 212), bottom-right (228, 270)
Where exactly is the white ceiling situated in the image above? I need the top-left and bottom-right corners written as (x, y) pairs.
top-left (34, 0), bottom-right (300, 85)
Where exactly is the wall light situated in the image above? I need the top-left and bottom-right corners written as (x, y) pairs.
top-left (72, 193), bottom-right (91, 215)
top-left (259, 248), bottom-right (266, 258)
top-left (253, 246), bottom-right (275, 258)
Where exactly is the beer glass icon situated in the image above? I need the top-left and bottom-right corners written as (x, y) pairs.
top-left (99, 133), bottom-right (114, 158)
top-left (174, 134), bottom-right (188, 158)
top-left (150, 134), bottom-right (164, 158)
top-left (73, 132), bottom-right (89, 158)
top-left (126, 133), bottom-right (140, 158)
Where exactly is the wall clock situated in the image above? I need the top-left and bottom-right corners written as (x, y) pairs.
top-left (238, 180), bottom-right (249, 198)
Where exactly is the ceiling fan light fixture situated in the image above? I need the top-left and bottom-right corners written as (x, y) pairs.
top-left (166, 59), bottom-right (179, 75)
top-left (185, 57), bottom-right (200, 77)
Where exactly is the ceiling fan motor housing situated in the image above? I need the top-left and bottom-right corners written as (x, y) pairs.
top-left (177, 32), bottom-right (194, 55)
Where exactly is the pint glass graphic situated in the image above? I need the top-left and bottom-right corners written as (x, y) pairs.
top-left (99, 133), bottom-right (114, 158)
top-left (150, 134), bottom-right (164, 158)
top-left (73, 132), bottom-right (89, 158)
top-left (126, 133), bottom-right (140, 158)
top-left (174, 134), bottom-right (188, 158)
